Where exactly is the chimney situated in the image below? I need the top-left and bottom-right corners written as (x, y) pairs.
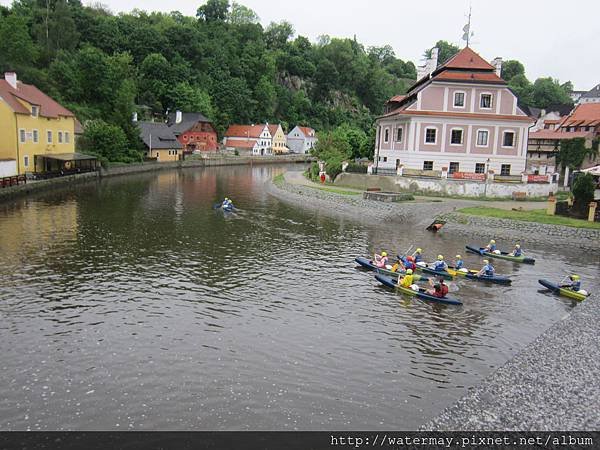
top-left (132, 112), bottom-right (138, 122)
top-left (417, 48), bottom-right (439, 80)
top-left (175, 110), bottom-right (182, 124)
top-left (491, 57), bottom-right (503, 77)
top-left (5, 72), bottom-right (17, 90)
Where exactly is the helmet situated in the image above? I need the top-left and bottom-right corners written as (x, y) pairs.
top-left (490, 239), bottom-right (496, 244)
top-left (407, 256), bottom-right (415, 262)
top-left (406, 269), bottom-right (413, 275)
top-left (515, 244), bottom-right (521, 248)
top-left (483, 259), bottom-right (489, 264)
top-left (437, 255), bottom-right (444, 260)
top-left (225, 197), bottom-right (229, 201)
top-left (381, 252), bottom-right (387, 257)
top-left (571, 275), bottom-right (580, 281)
top-left (415, 248), bottom-right (422, 253)
top-left (456, 255), bottom-right (462, 259)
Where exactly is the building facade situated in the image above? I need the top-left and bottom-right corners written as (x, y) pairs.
top-left (287, 126), bottom-right (317, 154)
top-left (224, 124), bottom-right (273, 155)
top-left (374, 48), bottom-right (533, 176)
top-left (268, 124), bottom-right (288, 154)
top-left (138, 121), bottom-right (183, 162)
top-left (577, 83), bottom-right (600, 104)
top-left (167, 111), bottom-right (218, 152)
top-left (0, 72), bottom-right (76, 175)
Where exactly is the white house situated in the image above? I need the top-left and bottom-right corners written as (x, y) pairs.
top-left (287, 126), bottom-right (317, 154)
top-left (224, 124), bottom-right (273, 155)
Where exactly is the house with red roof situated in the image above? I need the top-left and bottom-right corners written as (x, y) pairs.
top-left (223, 124), bottom-right (273, 155)
top-left (0, 72), bottom-right (95, 176)
top-left (287, 126), bottom-right (317, 154)
top-left (166, 111), bottom-right (218, 153)
top-left (374, 47), bottom-right (534, 177)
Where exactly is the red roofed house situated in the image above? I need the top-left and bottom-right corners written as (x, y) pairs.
top-left (223, 124), bottom-right (273, 155)
top-left (374, 47), bottom-right (534, 177)
top-left (287, 125), bottom-right (317, 154)
top-left (166, 111), bottom-right (218, 153)
top-left (0, 72), bottom-right (96, 176)
top-left (527, 103), bottom-right (600, 176)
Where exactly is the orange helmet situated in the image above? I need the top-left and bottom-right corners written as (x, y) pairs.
top-left (407, 256), bottom-right (415, 262)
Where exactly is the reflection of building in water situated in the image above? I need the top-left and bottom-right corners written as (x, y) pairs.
top-left (0, 199), bottom-right (78, 260)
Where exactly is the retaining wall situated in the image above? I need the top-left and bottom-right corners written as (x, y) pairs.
top-left (334, 173), bottom-right (558, 198)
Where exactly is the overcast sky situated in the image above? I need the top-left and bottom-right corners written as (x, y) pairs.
top-left (3, 0), bottom-right (598, 89)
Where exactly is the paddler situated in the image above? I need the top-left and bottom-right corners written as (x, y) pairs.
top-left (222, 197), bottom-right (233, 209)
top-left (426, 276), bottom-right (448, 298)
top-left (432, 255), bottom-right (448, 272)
top-left (509, 244), bottom-right (522, 257)
top-left (454, 255), bottom-right (468, 273)
top-left (374, 251), bottom-right (388, 268)
top-left (483, 239), bottom-right (497, 253)
top-left (397, 269), bottom-right (417, 290)
top-left (412, 248), bottom-right (424, 264)
top-left (561, 275), bottom-right (582, 292)
top-left (476, 259), bottom-right (495, 277)
top-left (403, 255), bottom-right (417, 272)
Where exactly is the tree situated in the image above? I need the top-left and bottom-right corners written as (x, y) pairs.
top-left (227, 2), bottom-right (259, 25)
top-left (501, 60), bottom-right (525, 82)
top-left (531, 77), bottom-right (573, 108)
top-left (78, 119), bottom-right (140, 163)
top-left (197, 0), bottom-right (229, 22)
top-left (557, 138), bottom-right (594, 171)
top-left (166, 82), bottom-right (214, 117)
top-left (572, 173), bottom-right (595, 214)
top-left (265, 21), bottom-right (294, 50)
top-left (508, 74), bottom-right (533, 106)
top-left (0, 14), bottom-right (39, 70)
top-left (425, 40), bottom-right (459, 66)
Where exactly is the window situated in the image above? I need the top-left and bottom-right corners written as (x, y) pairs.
top-left (425, 128), bottom-right (437, 144)
top-left (65, 132), bottom-right (70, 144)
top-left (24, 155), bottom-right (29, 167)
top-left (453, 92), bottom-right (465, 107)
top-left (384, 128), bottom-right (389, 143)
top-left (450, 129), bottom-right (463, 145)
top-left (32, 130), bottom-right (39, 143)
top-left (503, 131), bottom-right (515, 147)
top-left (47, 130), bottom-right (53, 143)
top-left (501, 164), bottom-right (511, 176)
top-left (58, 131), bottom-right (63, 143)
top-left (476, 130), bottom-right (489, 146)
top-left (31, 106), bottom-right (39, 117)
top-left (423, 161), bottom-right (433, 171)
top-left (480, 94), bottom-right (492, 109)
top-left (19, 129), bottom-right (26, 143)
top-left (475, 163), bottom-right (486, 174)
top-left (449, 162), bottom-right (460, 174)
top-left (396, 127), bottom-right (403, 142)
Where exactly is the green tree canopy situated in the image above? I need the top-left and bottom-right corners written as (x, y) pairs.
top-left (197, 0), bottom-right (229, 22)
top-left (228, 2), bottom-right (259, 25)
top-left (501, 60), bottom-right (525, 82)
top-left (424, 40), bottom-right (460, 66)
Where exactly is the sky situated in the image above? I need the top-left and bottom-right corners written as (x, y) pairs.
top-left (2, 0), bottom-right (599, 89)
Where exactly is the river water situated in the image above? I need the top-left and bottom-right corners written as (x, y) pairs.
top-left (0, 165), bottom-right (598, 430)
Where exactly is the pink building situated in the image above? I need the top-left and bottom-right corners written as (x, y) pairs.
top-left (374, 47), bottom-right (534, 176)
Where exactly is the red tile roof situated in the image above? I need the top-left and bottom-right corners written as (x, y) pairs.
top-left (224, 124), bottom-right (266, 138)
top-left (299, 126), bottom-right (315, 136)
top-left (435, 70), bottom-right (504, 83)
top-left (441, 47), bottom-right (496, 71)
top-left (530, 130), bottom-right (593, 139)
top-left (386, 95), bottom-right (406, 103)
top-left (0, 79), bottom-right (74, 118)
top-left (559, 103), bottom-right (600, 128)
top-left (226, 139), bottom-right (257, 149)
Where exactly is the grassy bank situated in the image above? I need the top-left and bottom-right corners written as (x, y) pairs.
top-left (458, 206), bottom-right (600, 229)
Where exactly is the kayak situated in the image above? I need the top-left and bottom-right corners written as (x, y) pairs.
top-left (375, 274), bottom-right (462, 306)
top-left (354, 257), bottom-right (429, 281)
top-left (465, 245), bottom-right (535, 264)
top-left (395, 255), bottom-right (454, 280)
top-left (538, 279), bottom-right (589, 302)
top-left (445, 266), bottom-right (512, 284)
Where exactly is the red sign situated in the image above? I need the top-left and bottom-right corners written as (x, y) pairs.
top-left (452, 172), bottom-right (485, 181)
top-left (527, 174), bottom-right (549, 184)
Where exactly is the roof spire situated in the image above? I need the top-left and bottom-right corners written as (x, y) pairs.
top-left (462, 5), bottom-right (474, 47)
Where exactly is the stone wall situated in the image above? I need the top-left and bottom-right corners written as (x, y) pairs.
top-left (0, 171), bottom-right (99, 201)
top-left (334, 172), bottom-right (558, 198)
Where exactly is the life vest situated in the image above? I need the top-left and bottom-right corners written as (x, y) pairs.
top-left (433, 283), bottom-right (448, 298)
top-left (455, 260), bottom-right (463, 269)
top-left (572, 281), bottom-right (581, 291)
top-left (513, 248), bottom-right (522, 257)
top-left (440, 283), bottom-right (449, 297)
top-left (375, 256), bottom-right (388, 268)
top-left (400, 274), bottom-right (414, 288)
top-left (433, 261), bottom-right (447, 271)
top-left (488, 244), bottom-right (496, 252)
top-left (413, 254), bottom-right (423, 263)
top-left (484, 265), bottom-right (494, 276)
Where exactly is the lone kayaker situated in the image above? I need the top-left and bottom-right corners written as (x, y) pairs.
top-left (374, 251), bottom-right (388, 268)
top-left (509, 244), bottom-right (522, 257)
top-left (222, 197), bottom-right (233, 209)
top-left (561, 275), bottom-right (582, 292)
top-left (427, 276), bottom-right (448, 298)
top-left (483, 239), bottom-right (497, 253)
top-left (432, 255), bottom-right (448, 272)
top-left (477, 259), bottom-right (495, 277)
top-left (398, 269), bottom-right (417, 290)
top-left (454, 255), bottom-right (468, 273)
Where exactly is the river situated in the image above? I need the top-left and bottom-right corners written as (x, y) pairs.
top-left (0, 164), bottom-right (597, 430)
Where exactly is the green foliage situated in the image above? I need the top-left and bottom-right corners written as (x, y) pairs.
top-left (531, 77), bottom-right (573, 108)
top-left (228, 2), bottom-right (259, 25)
top-left (78, 119), bottom-right (142, 164)
top-left (309, 161), bottom-right (320, 181)
top-left (557, 138), bottom-right (593, 170)
top-left (501, 60), bottom-right (525, 82)
top-left (0, 14), bottom-right (38, 70)
top-left (572, 173), bottom-right (595, 211)
top-left (425, 40), bottom-right (460, 66)
top-left (197, 0), bottom-right (230, 22)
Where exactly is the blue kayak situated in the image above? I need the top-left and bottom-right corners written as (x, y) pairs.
top-left (464, 273), bottom-right (512, 285)
top-left (465, 245), bottom-right (535, 264)
top-left (355, 257), bottom-right (429, 281)
top-left (375, 274), bottom-right (462, 306)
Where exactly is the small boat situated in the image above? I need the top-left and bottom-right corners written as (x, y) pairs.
top-left (375, 274), bottom-right (462, 305)
top-left (538, 279), bottom-right (589, 302)
top-left (465, 245), bottom-right (535, 264)
top-left (445, 266), bottom-right (511, 284)
top-left (354, 257), bottom-right (429, 281)
top-left (395, 255), bottom-right (454, 280)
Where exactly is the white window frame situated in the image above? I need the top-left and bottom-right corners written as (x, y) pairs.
top-left (424, 127), bottom-right (437, 145)
top-left (32, 129), bottom-right (39, 143)
top-left (383, 127), bottom-right (389, 143)
top-left (480, 93), bottom-right (493, 109)
top-left (58, 131), bottom-right (63, 144)
top-left (47, 130), bottom-right (53, 144)
top-left (501, 130), bottom-right (516, 148)
top-left (19, 129), bottom-right (26, 143)
top-left (31, 105), bottom-right (39, 117)
top-left (396, 127), bottom-right (403, 142)
top-left (476, 129), bottom-right (490, 147)
top-left (453, 91), bottom-right (466, 108)
top-left (65, 132), bottom-right (70, 144)
top-left (23, 155), bottom-right (29, 167)
top-left (449, 128), bottom-right (464, 145)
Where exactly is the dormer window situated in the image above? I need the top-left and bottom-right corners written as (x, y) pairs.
top-left (31, 106), bottom-right (39, 117)
top-left (480, 94), bottom-right (492, 109)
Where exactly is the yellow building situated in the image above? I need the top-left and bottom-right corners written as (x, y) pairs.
top-left (137, 121), bottom-right (183, 162)
top-left (0, 72), bottom-right (77, 175)
top-left (268, 124), bottom-right (288, 154)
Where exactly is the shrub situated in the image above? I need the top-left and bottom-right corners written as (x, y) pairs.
top-left (572, 172), bottom-right (595, 214)
top-left (309, 161), bottom-right (320, 181)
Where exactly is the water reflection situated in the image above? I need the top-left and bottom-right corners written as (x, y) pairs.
top-left (0, 164), bottom-right (598, 431)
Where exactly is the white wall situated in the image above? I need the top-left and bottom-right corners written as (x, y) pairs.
top-left (0, 160), bottom-right (17, 177)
